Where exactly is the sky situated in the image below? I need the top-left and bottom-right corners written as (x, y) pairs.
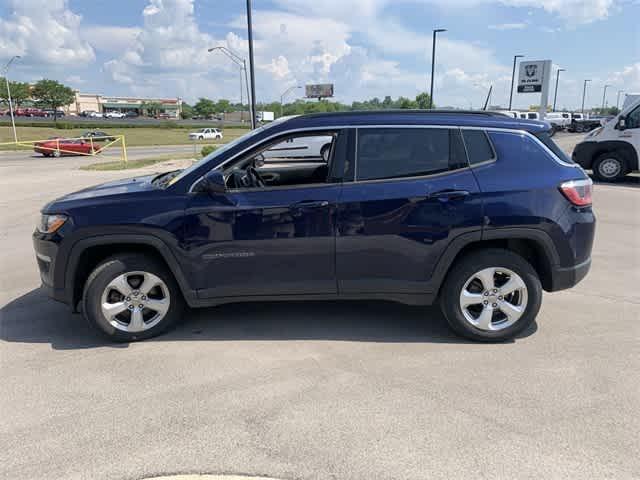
top-left (0, 0), bottom-right (638, 110)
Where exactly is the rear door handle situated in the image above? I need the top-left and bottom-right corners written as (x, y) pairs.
top-left (291, 200), bottom-right (330, 210)
top-left (428, 190), bottom-right (470, 200)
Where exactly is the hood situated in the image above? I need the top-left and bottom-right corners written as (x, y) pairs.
top-left (43, 174), bottom-right (158, 211)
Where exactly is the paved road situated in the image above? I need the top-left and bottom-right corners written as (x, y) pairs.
top-left (1, 144), bottom-right (639, 480)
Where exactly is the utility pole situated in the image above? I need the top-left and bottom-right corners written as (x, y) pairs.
top-left (552, 68), bottom-right (565, 112)
top-left (509, 54), bottom-right (524, 110)
top-left (2, 55), bottom-right (20, 143)
top-left (581, 79), bottom-right (591, 114)
top-left (601, 84), bottom-right (611, 112)
top-left (246, 0), bottom-right (257, 129)
top-left (429, 29), bottom-right (446, 109)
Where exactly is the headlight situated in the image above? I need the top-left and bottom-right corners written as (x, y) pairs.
top-left (37, 214), bottom-right (68, 234)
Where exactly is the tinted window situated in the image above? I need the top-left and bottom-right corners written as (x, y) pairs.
top-left (356, 128), bottom-right (462, 181)
top-left (534, 131), bottom-right (573, 163)
top-left (528, 113), bottom-right (538, 119)
top-left (462, 130), bottom-right (495, 165)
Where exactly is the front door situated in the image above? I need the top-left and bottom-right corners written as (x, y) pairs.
top-left (336, 127), bottom-right (483, 294)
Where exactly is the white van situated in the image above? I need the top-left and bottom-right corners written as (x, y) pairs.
top-left (545, 112), bottom-right (571, 130)
top-left (519, 112), bottom-right (540, 121)
top-left (573, 97), bottom-right (640, 181)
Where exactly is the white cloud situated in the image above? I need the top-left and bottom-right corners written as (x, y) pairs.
top-left (81, 26), bottom-right (141, 55)
top-left (488, 23), bottom-right (527, 30)
top-left (608, 63), bottom-right (640, 93)
top-left (0, 0), bottom-right (94, 65)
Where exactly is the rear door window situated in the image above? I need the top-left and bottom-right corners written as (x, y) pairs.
top-left (355, 128), bottom-right (465, 181)
top-left (462, 130), bottom-right (495, 165)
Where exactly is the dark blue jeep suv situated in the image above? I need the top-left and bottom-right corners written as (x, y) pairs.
top-left (33, 111), bottom-right (595, 342)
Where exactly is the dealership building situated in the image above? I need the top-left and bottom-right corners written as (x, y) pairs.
top-left (66, 92), bottom-right (182, 118)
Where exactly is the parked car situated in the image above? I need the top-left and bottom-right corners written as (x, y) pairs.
top-left (33, 138), bottom-right (103, 157)
top-left (545, 112), bottom-right (571, 131)
top-left (42, 109), bottom-right (65, 118)
top-left (156, 113), bottom-right (172, 120)
top-left (33, 111), bottom-right (594, 342)
top-left (261, 135), bottom-right (333, 162)
top-left (81, 131), bottom-right (116, 142)
top-left (573, 96), bottom-right (640, 181)
top-left (104, 111), bottom-right (126, 119)
top-left (188, 128), bottom-right (223, 140)
top-left (568, 113), bottom-right (602, 133)
top-left (124, 111), bottom-right (139, 118)
top-left (15, 107), bottom-right (46, 117)
top-left (519, 111), bottom-right (540, 121)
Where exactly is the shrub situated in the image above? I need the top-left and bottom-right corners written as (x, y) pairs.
top-left (201, 145), bottom-right (217, 157)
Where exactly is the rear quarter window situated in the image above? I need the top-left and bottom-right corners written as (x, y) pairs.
top-left (462, 130), bottom-right (495, 165)
top-left (534, 131), bottom-right (574, 164)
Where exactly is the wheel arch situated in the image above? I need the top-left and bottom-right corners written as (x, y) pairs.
top-left (65, 235), bottom-right (196, 311)
top-left (592, 141), bottom-right (639, 172)
top-left (429, 229), bottom-right (559, 297)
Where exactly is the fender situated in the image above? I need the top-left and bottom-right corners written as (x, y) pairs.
top-left (424, 227), bottom-right (561, 294)
top-left (61, 231), bottom-right (198, 308)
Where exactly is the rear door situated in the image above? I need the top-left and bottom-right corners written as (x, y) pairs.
top-left (336, 127), bottom-right (483, 295)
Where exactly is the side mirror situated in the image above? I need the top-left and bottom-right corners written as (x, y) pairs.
top-left (617, 117), bottom-right (626, 130)
top-left (198, 170), bottom-right (226, 195)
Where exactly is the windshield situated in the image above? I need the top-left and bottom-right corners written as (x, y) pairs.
top-left (166, 119), bottom-right (287, 187)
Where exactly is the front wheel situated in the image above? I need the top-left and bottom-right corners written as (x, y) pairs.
top-left (52, 149), bottom-right (61, 158)
top-left (82, 253), bottom-right (185, 342)
top-left (592, 153), bottom-right (626, 182)
top-left (440, 249), bottom-right (542, 342)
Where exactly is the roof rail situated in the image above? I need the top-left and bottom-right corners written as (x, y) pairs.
top-left (302, 109), bottom-right (511, 118)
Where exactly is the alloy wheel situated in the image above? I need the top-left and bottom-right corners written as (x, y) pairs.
top-left (598, 158), bottom-right (622, 179)
top-left (100, 271), bottom-right (170, 333)
top-left (459, 267), bottom-right (528, 331)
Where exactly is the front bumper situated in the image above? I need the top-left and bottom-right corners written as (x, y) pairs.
top-left (572, 141), bottom-right (599, 169)
top-left (33, 234), bottom-right (68, 304)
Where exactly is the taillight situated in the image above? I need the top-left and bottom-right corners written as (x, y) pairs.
top-left (559, 178), bottom-right (593, 206)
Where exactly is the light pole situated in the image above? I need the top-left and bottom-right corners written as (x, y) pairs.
top-left (2, 55), bottom-right (20, 143)
top-left (552, 68), bottom-right (565, 112)
top-left (616, 90), bottom-right (624, 110)
top-left (601, 84), bottom-right (611, 112)
top-left (581, 79), bottom-right (591, 114)
top-left (429, 28), bottom-right (446, 109)
top-left (509, 54), bottom-right (524, 111)
top-left (280, 86), bottom-right (301, 117)
top-left (208, 46), bottom-right (253, 128)
top-left (246, 0), bottom-right (257, 129)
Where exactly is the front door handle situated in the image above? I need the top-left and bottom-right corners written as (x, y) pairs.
top-left (428, 189), bottom-right (470, 200)
top-left (291, 200), bottom-right (330, 210)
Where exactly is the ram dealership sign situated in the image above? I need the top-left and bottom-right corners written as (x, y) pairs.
top-left (517, 61), bottom-right (549, 93)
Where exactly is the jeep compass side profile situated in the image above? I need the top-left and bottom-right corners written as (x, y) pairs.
top-left (33, 111), bottom-right (595, 342)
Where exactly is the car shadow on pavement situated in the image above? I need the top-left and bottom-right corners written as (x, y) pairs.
top-left (0, 288), bottom-right (537, 350)
top-left (589, 174), bottom-right (640, 188)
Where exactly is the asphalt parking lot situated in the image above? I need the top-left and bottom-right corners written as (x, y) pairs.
top-left (1, 133), bottom-right (639, 480)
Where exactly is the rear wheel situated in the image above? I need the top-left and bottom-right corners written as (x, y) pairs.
top-left (52, 149), bottom-right (61, 158)
top-left (440, 249), bottom-right (542, 342)
top-left (82, 253), bottom-right (185, 342)
top-left (592, 152), bottom-right (626, 182)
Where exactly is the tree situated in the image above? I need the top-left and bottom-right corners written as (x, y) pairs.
top-left (193, 97), bottom-right (216, 118)
top-left (215, 99), bottom-right (231, 113)
top-left (0, 79), bottom-right (31, 107)
top-left (180, 102), bottom-right (194, 119)
top-left (31, 79), bottom-right (75, 121)
top-left (415, 92), bottom-right (432, 110)
top-left (141, 101), bottom-right (162, 117)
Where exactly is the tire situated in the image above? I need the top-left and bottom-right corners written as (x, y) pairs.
top-left (82, 253), bottom-right (185, 342)
top-left (592, 152), bottom-right (626, 182)
top-left (52, 149), bottom-right (61, 158)
top-left (575, 124), bottom-right (585, 133)
top-left (440, 248), bottom-right (542, 342)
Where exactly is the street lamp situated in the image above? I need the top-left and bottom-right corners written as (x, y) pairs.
top-left (208, 46), bottom-right (254, 129)
top-left (616, 90), bottom-right (624, 110)
top-left (429, 28), bottom-right (446, 110)
top-left (246, 0), bottom-right (257, 129)
top-left (552, 68), bottom-right (565, 112)
top-left (508, 54), bottom-right (524, 111)
top-left (601, 84), bottom-right (611, 111)
top-left (2, 55), bottom-right (21, 143)
top-left (280, 86), bottom-right (302, 117)
top-left (581, 79), bottom-right (591, 114)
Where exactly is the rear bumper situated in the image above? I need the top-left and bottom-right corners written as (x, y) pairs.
top-left (549, 257), bottom-right (591, 292)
